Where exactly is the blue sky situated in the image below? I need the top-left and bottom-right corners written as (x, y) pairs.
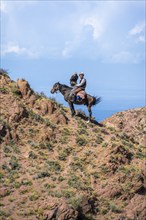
top-left (0, 0), bottom-right (145, 120)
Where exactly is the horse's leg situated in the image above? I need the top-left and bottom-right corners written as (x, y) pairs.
top-left (87, 105), bottom-right (92, 122)
top-left (68, 102), bottom-right (75, 117)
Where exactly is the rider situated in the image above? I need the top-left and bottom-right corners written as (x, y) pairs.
top-left (70, 72), bottom-right (87, 101)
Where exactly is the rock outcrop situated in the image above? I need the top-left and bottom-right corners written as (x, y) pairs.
top-left (0, 70), bottom-right (145, 220)
top-left (17, 79), bottom-right (33, 99)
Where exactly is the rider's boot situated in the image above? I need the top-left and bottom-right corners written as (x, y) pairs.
top-left (76, 96), bottom-right (82, 101)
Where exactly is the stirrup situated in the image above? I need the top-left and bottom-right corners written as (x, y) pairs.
top-left (76, 96), bottom-right (82, 101)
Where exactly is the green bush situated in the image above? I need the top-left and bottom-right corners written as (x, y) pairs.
top-left (36, 171), bottom-right (50, 179)
top-left (46, 142), bottom-right (54, 151)
top-left (92, 171), bottom-right (100, 179)
top-left (109, 203), bottom-right (121, 213)
top-left (28, 110), bottom-right (44, 122)
top-left (29, 192), bottom-right (39, 201)
top-left (102, 142), bottom-right (108, 148)
top-left (95, 136), bottom-right (103, 144)
top-left (36, 91), bottom-right (47, 99)
top-left (68, 175), bottom-right (80, 188)
top-left (13, 181), bottom-right (21, 189)
top-left (0, 210), bottom-right (11, 217)
top-left (78, 128), bottom-right (88, 135)
top-left (61, 189), bottom-right (75, 198)
top-left (47, 160), bottom-right (61, 172)
top-left (78, 120), bottom-right (87, 129)
top-left (11, 87), bottom-right (21, 96)
top-left (48, 191), bottom-right (62, 198)
top-left (58, 147), bottom-right (72, 161)
top-left (0, 173), bottom-right (4, 180)
top-left (58, 176), bottom-right (65, 182)
top-left (58, 151), bottom-right (68, 161)
top-left (62, 128), bottom-right (70, 136)
top-left (21, 178), bottom-right (32, 186)
top-left (44, 119), bottom-right (56, 129)
top-left (76, 135), bottom-right (87, 146)
top-left (28, 151), bottom-right (37, 159)
top-left (3, 146), bottom-right (12, 153)
top-left (0, 68), bottom-right (9, 77)
top-left (9, 156), bottom-right (21, 170)
top-left (70, 160), bottom-right (84, 172)
top-left (0, 87), bottom-right (8, 94)
top-left (44, 183), bottom-right (55, 189)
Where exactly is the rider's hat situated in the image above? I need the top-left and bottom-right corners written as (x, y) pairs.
top-left (79, 72), bottom-right (84, 76)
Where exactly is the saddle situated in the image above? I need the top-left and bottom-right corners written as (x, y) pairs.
top-left (69, 90), bottom-right (86, 102)
top-left (76, 90), bottom-right (86, 100)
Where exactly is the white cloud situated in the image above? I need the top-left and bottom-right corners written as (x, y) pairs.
top-left (1, 42), bottom-right (39, 59)
top-left (137, 35), bottom-right (145, 43)
top-left (81, 17), bottom-right (104, 40)
top-left (129, 22), bottom-right (145, 35)
top-left (108, 51), bottom-right (141, 64)
top-left (128, 22), bottom-right (145, 45)
top-left (61, 10), bottom-right (107, 58)
top-left (62, 41), bottom-right (72, 58)
top-left (0, 1), bottom-right (8, 13)
top-left (1, 1), bottom-right (145, 64)
top-left (60, 1), bottom-right (126, 60)
top-left (0, 0), bottom-right (38, 14)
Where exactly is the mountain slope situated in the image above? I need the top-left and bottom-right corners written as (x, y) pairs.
top-left (0, 69), bottom-right (145, 220)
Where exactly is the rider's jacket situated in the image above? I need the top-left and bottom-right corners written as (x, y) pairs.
top-left (76, 78), bottom-right (86, 89)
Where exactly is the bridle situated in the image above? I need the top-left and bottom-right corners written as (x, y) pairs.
top-left (51, 83), bottom-right (60, 94)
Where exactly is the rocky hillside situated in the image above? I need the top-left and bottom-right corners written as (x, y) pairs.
top-left (0, 69), bottom-right (145, 220)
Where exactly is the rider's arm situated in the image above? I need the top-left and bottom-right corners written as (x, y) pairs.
top-left (76, 78), bottom-right (86, 87)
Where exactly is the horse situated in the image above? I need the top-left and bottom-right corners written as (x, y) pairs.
top-left (50, 82), bottom-right (101, 122)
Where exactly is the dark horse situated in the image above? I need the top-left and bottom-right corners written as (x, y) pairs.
top-left (50, 82), bottom-right (101, 122)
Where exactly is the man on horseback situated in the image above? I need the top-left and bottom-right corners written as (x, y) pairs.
top-left (69, 72), bottom-right (87, 102)
top-left (50, 78), bottom-right (101, 121)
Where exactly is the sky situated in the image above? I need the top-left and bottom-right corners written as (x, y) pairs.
top-left (0, 0), bottom-right (145, 121)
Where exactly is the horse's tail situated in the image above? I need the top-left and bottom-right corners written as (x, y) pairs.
top-left (92, 96), bottom-right (101, 106)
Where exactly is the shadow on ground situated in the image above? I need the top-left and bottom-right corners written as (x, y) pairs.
top-left (75, 112), bottom-right (103, 127)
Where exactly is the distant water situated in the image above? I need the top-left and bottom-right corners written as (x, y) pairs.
top-left (75, 106), bottom-right (121, 122)
top-left (54, 98), bottom-right (131, 122)
top-left (93, 110), bottom-right (120, 122)
top-left (74, 105), bottom-right (144, 122)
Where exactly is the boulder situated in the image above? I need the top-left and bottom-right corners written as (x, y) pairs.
top-left (97, 184), bottom-right (122, 198)
top-left (124, 194), bottom-right (145, 220)
top-left (51, 113), bottom-right (68, 125)
top-left (28, 94), bottom-right (37, 107)
top-left (77, 195), bottom-right (97, 217)
top-left (40, 127), bottom-right (54, 142)
top-left (9, 102), bottom-right (28, 122)
top-left (44, 202), bottom-right (77, 220)
top-left (0, 75), bottom-right (10, 86)
top-left (39, 100), bottom-right (56, 116)
top-left (17, 79), bottom-right (33, 99)
top-left (57, 203), bottom-right (77, 220)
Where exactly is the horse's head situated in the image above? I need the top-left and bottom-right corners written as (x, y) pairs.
top-left (50, 82), bottom-right (60, 94)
